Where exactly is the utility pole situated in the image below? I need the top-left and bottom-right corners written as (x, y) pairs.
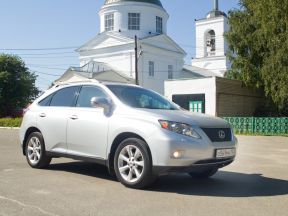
top-left (134, 35), bottom-right (139, 85)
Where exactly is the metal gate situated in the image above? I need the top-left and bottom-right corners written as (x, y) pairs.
top-left (223, 117), bottom-right (288, 135)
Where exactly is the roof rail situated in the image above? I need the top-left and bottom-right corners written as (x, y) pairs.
top-left (53, 79), bottom-right (100, 87)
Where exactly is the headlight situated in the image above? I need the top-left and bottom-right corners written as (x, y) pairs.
top-left (159, 120), bottom-right (201, 139)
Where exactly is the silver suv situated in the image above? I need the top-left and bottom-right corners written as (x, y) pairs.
top-left (20, 81), bottom-right (237, 188)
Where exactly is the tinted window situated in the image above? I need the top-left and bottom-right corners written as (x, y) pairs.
top-left (38, 94), bottom-right (53, 106)
top-left (50, 86), bottom-right (79, 107)
top-left (107, 85), bottom-right (179, 110)
top-left (76, 86), bottom-right (107, 108)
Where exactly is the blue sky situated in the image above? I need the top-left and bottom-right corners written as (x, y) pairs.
top-left (0, 0), bottom-right (239, 91)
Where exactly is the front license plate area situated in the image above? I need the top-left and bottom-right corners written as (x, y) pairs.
top-left (216, 148), bottom-right (236, 158)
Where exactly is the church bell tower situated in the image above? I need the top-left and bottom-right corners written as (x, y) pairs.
top-left (191, 0), bottom-right (230, 77)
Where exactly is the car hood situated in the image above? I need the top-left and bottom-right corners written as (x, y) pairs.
top-left (131, 109), bottom-right (230, 128)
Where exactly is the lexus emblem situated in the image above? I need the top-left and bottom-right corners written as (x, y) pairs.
top-left (218, 130), bottom-right (226, 139)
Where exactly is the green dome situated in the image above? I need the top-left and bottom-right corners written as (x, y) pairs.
top-left (104, 0), bottom-right (163, 7)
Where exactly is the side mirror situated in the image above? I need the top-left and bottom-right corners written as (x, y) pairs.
top-left (90, 97), bottom-right (113, 115)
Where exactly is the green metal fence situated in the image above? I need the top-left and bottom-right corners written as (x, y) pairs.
top-left (223, 117), bottom-right (288, 135)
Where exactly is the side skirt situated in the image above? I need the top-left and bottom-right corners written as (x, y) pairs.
top-left (46, 151), bottom-right (107, 166)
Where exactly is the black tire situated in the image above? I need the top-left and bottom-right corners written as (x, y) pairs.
top-left (114, 138), bottom-right (157, 189)
top-left (188, 167), bottom-right (218, 179)
top-left (25, 132), bottom-right (52, 169)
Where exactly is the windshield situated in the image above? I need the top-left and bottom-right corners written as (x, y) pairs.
top-left (106, 85), bottom-right (179, 110)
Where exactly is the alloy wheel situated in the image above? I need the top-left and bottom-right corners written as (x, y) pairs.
top-left (117, 145), bottom-right (144, 183)
top-left (27, 136), bottom-right (41, 165)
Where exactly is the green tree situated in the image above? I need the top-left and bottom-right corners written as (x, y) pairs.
top-left (0, 54), bottom-right (39, 117)
top-left (225, 0), bottom-right (288, 116)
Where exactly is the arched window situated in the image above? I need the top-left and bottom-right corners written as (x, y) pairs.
top-left (205, 30), bottom-right (216, 56)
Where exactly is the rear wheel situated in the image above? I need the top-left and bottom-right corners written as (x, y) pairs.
top-left (188, 167), bottom-right (218, 178)
top-left (114, 138), bottom-right (156, 189)
top-left (25, 132), bottom-right (51, 168)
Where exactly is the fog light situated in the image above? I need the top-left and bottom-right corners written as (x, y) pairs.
top-left (172, 151), bottom-right (182, 159)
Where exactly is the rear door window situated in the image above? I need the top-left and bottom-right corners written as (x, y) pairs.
top-left (50, 86), bottom-right (80, 107)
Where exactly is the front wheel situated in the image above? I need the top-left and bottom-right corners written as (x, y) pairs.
top-left (114, 138), bottom-right (156, 189)
top-left (188, 167), bottom-right (218, 179)
top-left (25, 132), bottom-right (51, 169)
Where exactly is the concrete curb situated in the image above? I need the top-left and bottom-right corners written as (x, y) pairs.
top-left (0, 127), bottom-right (20, 130)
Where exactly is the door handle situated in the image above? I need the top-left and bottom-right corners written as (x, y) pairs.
top-left (39, 113), bottom-right (46, 118)
top-left (70, 115), bottom-right (78, 120)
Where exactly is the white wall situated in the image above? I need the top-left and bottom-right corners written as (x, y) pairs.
top-left (165, 77), bottom-right (217, 116)
top-left (79, 43), bottom-right (184, 95)
top-left (192, 56), bottom-right (228, 76)
top-left (139, 46), bottom-right (184, 94)
top-left (99, 2), bottom-right (169, 39)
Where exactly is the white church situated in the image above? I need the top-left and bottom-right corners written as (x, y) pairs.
top-left (55, 0), bottom-right (263, 117)
top-left (56, 0), bottom-right (229, 93)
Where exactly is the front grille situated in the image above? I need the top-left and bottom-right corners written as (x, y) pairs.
top-left (201, 128), bottom-right (232, 142)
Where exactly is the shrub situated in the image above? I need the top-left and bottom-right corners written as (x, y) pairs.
top-left (0, 118), bottom-right (22, 127)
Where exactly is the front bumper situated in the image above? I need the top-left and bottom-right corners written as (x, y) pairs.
top-left (146, 127), bottom-right (237, 168)
top-left (152, 157), bottom-right (235, 175)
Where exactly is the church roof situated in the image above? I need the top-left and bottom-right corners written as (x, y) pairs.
top-left (54, 61), bottom-right (134, 85)
top-left (76, 31), bottom-right (186, 56)
top-left (205, 0), bottom-right (227, 19)
top-left (183, 65), bottom-right (219, 77)
top-left (206, 10), bottom-right (227, 19)
top-left (104, 0), bottom-right (163, 7)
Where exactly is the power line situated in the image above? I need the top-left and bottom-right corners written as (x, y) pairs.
top-left (35, 78), bottom-right (53, 85)
top-left (27, 63), bottom-right (79, 67)
top-left (0, 46), bottom-right (78, 51)
top-left (32, 71), bottom-right (62, 77)
top-left (139, 68), bottom-right (227, 73)
top-left (0, 35), bottom-right (227, 52)
top-left (29, 65), bottom-right (68, 70)
top-left (66, 68), bottom-right (228, 75)
top-left (21, 56), bottom-right (78, 59)
top-left (13, 52), bottom-right (77, 56)
top-left (36, 76), bottom-right (54, 84)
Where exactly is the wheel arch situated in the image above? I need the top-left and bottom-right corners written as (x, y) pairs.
top-left (22, 127), bottom-right (42, 155)
top-left (107, 132), bottom-right (152, 175)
